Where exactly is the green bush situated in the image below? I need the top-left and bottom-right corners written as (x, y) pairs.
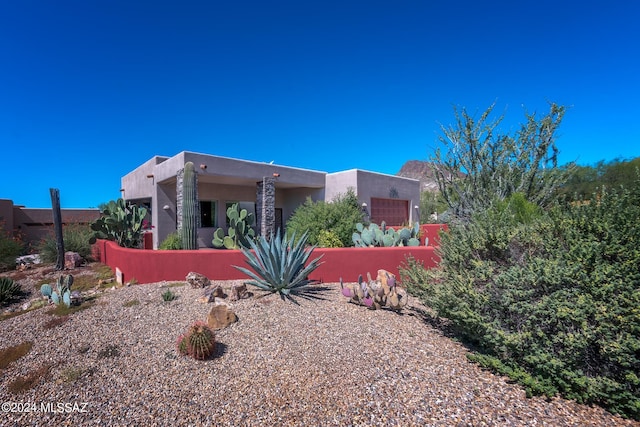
top-left (38, 223), bottom-right (94, 264)
top-left (286, 189), bottom-right (363, 247)
top-left (402, 188), bottom-right (640, 419)
top-left (159, 232), bottom-right (182, 250)
top-left (316, 230), bottom-right (344, 248)
top-left (0, 222), bottom-right (25, 272)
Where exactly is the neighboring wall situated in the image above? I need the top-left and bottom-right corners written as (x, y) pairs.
top-left (0, 199), bottom-right (100, 246)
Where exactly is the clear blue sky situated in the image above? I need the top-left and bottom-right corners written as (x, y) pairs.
top-left (1, 1), bottom-right (638, 208)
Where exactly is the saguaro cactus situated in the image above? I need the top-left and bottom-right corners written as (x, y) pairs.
top-left (181, 162), bottom-right (198, 250)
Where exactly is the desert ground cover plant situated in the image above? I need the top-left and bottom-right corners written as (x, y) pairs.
top-left (401, 188), bottom-right (640, 420)
top-left (285, 188), bottom-right (364, 247)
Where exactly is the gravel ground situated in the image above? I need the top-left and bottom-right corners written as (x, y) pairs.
top-left (0, 279), bottom-right (637, 427)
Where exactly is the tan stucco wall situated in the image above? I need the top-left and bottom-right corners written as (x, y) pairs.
top-left (0, 199), bottom-right (99, 247)
top-left (325, 169), bottom-right (420, 223)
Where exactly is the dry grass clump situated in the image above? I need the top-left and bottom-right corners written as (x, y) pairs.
top-left (0, 341), bottom-right (33, 370)
top-left (7, 364), bottom-right (51, 394)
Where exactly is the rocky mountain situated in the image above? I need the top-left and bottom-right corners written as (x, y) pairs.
top-left (396, 160), bottom-right (440, 192)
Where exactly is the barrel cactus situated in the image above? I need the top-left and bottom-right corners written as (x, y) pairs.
top-left (176, 321), bottom-right (216, 360)
top-left (181, 161), bottom-right (198, 250)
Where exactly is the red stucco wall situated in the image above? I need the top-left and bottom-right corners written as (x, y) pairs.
top-left (96, 224), bottom-right (447, 285)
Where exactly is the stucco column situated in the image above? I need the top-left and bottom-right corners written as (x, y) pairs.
top-left (256, 177), bottom-right (276, 238)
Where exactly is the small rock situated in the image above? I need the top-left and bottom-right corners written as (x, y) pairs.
top-left (230, 283), bottom-right (251, 301)
top-left (198, 285), bottom-right (225, 303)
top-left (207, 301), bottom-right (238, 330)
top-left (186, 271), bottom-right (210, 289)
top-left (70, 290), bottom-right (83, 306)
top-left (64, 252), bottom-right (83, 269)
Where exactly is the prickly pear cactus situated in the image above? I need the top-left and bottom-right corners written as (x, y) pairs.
top-left (41, 274), bottom-right (76, 307)
top-left (353, 222), bottom-right (422, 247)
top-left (339, 270), bottom-right (408, 311)
top-left (212, 203), bottom-right (255, 249)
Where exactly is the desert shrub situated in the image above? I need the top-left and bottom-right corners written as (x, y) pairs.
top-left (159, 232), bottom-right (182, 250)
top-left (398, 255), bottom-right (431, 301)
top-left (431, 102), bottom-right (575, 219)
top-left (403, 187), bottom-right (640, 419)
top-left (286, 188), bottom-right (363, 247)
top-left (0, 222), bottom-right (25, 271)
top-left (316, 230), bottom-right (344, 248)
top-left (38, 223), bottom-right (94, 263)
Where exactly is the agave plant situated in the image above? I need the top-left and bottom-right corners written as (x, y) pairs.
top-left (234, 231), bottom-right (325, 303)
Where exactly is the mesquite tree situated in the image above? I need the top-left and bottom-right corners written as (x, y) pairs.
top-left (431, 103), bottom-right (574, 219)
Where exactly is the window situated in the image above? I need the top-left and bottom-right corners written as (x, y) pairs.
top-left (200, 201), bottom-right (217, 228)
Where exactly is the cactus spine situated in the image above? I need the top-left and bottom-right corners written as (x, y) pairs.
top-left (181, 161), bottom-right (198, 250)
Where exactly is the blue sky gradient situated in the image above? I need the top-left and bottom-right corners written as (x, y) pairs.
top-left (1, 1), bottom-right (638, 207)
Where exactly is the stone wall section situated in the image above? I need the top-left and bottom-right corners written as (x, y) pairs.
top-left (256, 177), bottom-right (275, 238)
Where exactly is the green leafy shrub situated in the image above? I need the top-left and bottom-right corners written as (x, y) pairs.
top-left (38, 223), bottom-right (94, 263)
top-left (403, 187), bottom-right (640, 419)
top-left (399, 255), bottom-right (431, 301)
top-left (286, 189), bottom-right (363, 247)
top-left (235, 231), bottom-right (324, 302)
top-left (0, 277), bottom-right (23, 306)
top-left (159, 232), bottom-right (182, 250)
top-left (316, 230), bottom-right (344, 248)
top-left (0, 221), bottom-right (25, 272)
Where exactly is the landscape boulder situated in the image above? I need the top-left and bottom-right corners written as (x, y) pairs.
top-left (186, 271), bottom-right (210, 289)
top-left (207, 301), bottom-right (238, 330)
top-left (64, 252), bottom-right (82, 269)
